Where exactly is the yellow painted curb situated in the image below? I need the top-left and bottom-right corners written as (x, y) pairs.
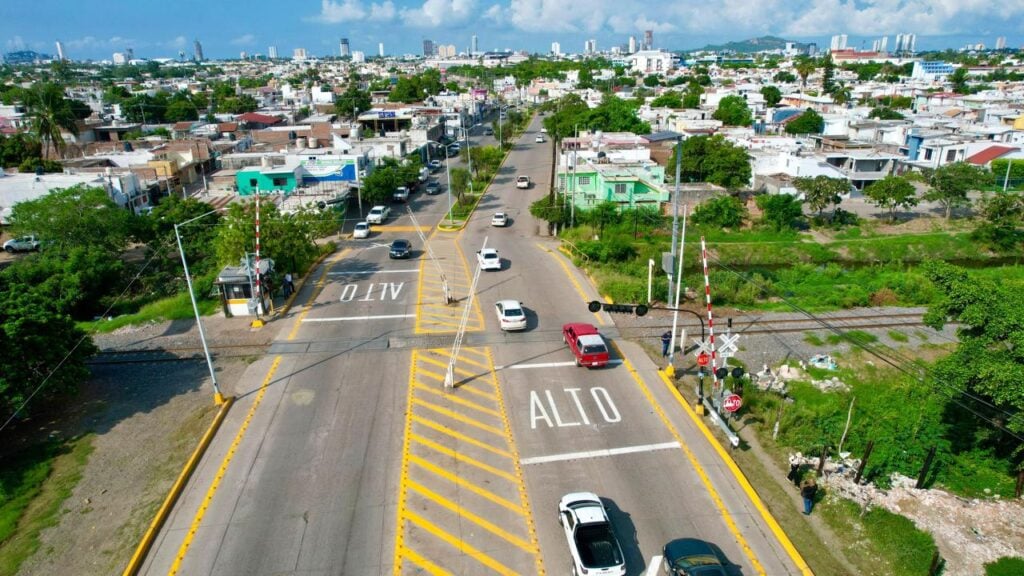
top-left (121, 396), bottom-right (236, 576)
top-left (273, 246), bottom-right (334, 318)
top-left (655, 370), bottom-right (814, 575)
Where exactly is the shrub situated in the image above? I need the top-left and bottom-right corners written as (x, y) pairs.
top-left (691, 195), bottom-right (747, 229)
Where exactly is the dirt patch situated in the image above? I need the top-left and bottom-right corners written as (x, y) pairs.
top-left (10, 314), bottom-right (270, 576)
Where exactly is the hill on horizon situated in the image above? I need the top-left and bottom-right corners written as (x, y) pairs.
top-left (692, 35), bottom-right (804, 54)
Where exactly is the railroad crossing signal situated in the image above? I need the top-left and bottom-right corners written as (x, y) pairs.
top-left (723, 394), bottom-right (743, 413)
top-left (696, 353), bottom-right (710, 367)
top-left (588, 300), bottom-right (649, 316)
top-left (717, 333), bottom-right (740, 360)
top-left (693, 339), bottom-right (714, 355)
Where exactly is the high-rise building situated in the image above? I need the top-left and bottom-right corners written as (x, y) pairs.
top-left (995, 36), bottom-right (1006, 50)
top-left (112, 52), bottom-right (127, 65)
top-left (829, 34), bottom-right (848, 51)
top-left (906, 34), bottom-right (916, 53)
top-left (340, 38), bottom-right (350, 57)
top-left (423, 39), bottom-right (434, 57)
top-left (193, 39), bottom-right (204, 62)
top-left (268, 46), bottom-right (278, 59)
top-left (644, 30), bottom-right (653, 50)
top-left (293, 48), bottom-right (307, 61)
top-left (551, 42), bottom-right (561, 57)
top-left (585, 39), bottom-right (596, 54)
top-left (471, 35), bottom-right (478, 54)
top-left (879, 36), bottom-right (888, 53)
top-left (378, 42), bottom-right (384, 57)
top-left (628, 36), bottom-right (636, 54)
top-left (353, 51), bottom-right (366, 63)
top-left (125, 47), bottom-right (134, 61)
top-left (54, 40), bottom-right (65, 61)
top-left (240, 51), bottom-right (248, 60)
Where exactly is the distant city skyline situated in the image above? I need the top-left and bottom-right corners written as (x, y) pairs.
top-left (1, 0), bottom-right (1020, 61)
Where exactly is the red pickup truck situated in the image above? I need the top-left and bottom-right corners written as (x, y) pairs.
top-left (562, 323), bottom-right (610, 368)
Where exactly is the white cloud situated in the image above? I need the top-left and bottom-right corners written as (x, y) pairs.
top-left (167, 36), bottom-right (188, 49)
top-left (507, 0), bottom-right (580, 32)
top-left (231, 34), bottom-right (257, 46)
top-left (5, 36), bottom-right (26, 51)
top-left (369, 1), bottom-right (396, 20)
top-left (401, 0), bottom-right (477, 28)
top-left (315, 0), bottom-right (366, 23)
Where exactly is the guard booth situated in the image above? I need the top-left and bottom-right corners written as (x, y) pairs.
top-left (215, 256), bottom-right (276, 317)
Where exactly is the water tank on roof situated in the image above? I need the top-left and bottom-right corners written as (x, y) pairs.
top-left (261, 156), bottom-right (271, 168)
top-left (308, 138), bottom-right (318, 149)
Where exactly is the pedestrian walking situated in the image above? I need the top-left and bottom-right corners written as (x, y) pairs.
top-left (801, 478), bottom-right (818, 515)
top-left (787, 455), bottom-right (801, 485)
top-left (283, 272), bottom-right (295, 297)
top-left (661, 331), bottom-right (672, 357)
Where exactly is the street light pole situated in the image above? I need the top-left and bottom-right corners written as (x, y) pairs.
top-left (174, 209), bottom-right (225, 405)
top-left (668, 136), bottom-right (682, 303)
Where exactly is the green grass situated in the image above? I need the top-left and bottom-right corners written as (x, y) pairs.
top-left (818, 498), bottom-right (938, 576)
top-left (803, 332), bottom-right (825, 346)
top-left (986, 557), bottom-right (1024, 576)
top-left (825, 330), bottom-right (879, 346)
top-left (888, 330), bottom-right (909, 343)
top-left (0, 436), bottom-right (94, 575)
top-left (79, 292), bottom-right (220, 334)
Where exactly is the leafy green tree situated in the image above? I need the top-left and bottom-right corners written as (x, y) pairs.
top-left (691, 195), bottom-right (747, 228)
top-left (0, 287), bottom-right (97, 420)
top-left (922, 261), bottom-right (1024, 456)
top-left (712, 95), bottom-right (753, 126)
top-left (820, 55), bottom-right (836, 94)
top-left (868, 107), bottom-right (905, 120)
top-left (794, 175), bottom-right (848, 220)
top-left (22, 82), bottom-right (79, 159)
top-left (972, 192), bottom-right (1024, 251)
top-left (924, 162), bottom-right (987, 220)
top-left (361, 165), bottom-right (401, 206)
top-left (760, 85), bottom-right (782, 107)
top-left (8, 185), bottom-right (135, 252)
top-left (138, 197), bottom-right (222, 297)
top-left (682, 82), bottom-right (703, 108)
top-left (785, 109), bottom-right (824, 134)
top-left (795, 57), bottom-right (816, 87)
top-left (864, 175), bottom-right (919, 221)
top-left (529, 195), bottom-right (569, 231)
top-left (666, 135), bottom-right (752, 191)
top-left (831, 83), bottom-right (852, 106)
top-left (449, 168), bottom-right (471, 203)
top-left (949, 67), bottom-right (970, 94)
top-left (334, 84), bottom-right (370, 119)
top-left (389, 76), bottom-right (423, 103)
top-left (214, 200), bottom-right (321, 276)
top-left (217, 94), bottom-right (258, 114)
top-left (0, 133), bottom-right (42, 168)
top-left (773, 70), bottom-right (797, 83)
top-left (165, 99), bottom-right (198, 122)
top-left (582, 201), bottom-right (620, 236)
top-left (1, 244), bottom-right (126, 319)
top-left (651, 92), bottom-right (683, 108)
top-left (642, 75), bottom-right (661, 87)
top-left (756, 193), bottom-right (804, 230)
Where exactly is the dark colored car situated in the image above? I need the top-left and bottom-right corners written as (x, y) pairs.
top-left (389, 239), bottom-right (412, 259)
top-left (662, 539), bottom-right (727, 576)
top-left (425, 180), bottom-right (442, 195)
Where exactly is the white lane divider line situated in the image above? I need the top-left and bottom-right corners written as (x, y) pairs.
top-left (646, 555), bottom-right (663, 576)
top-left (329, 268), bottom-right (420, 275)
top-left (519, 441), bottom-right (680, 465)
top-left (302, 314), bottom-right (416, 322)
top-left (495, 359), bottom-right (624, 370)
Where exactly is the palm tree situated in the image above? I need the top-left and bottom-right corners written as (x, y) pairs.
top-left (23, 83), bottom-right (78, 160)
top-left (795, 57), bottom-right (816, 89)
top-left (832, 83), bottom-right (853, 106)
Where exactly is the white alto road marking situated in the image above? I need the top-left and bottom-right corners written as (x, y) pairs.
top-left (302, 314), bottom-right (416, 322)
top-left (495, 359), bottom-right (623, 370)
top-left (329, 268), bottom-right (420, 275)
top-left (646, 555), bottom-right (663, 576)
top-left (519, 441), bottom-right (680, 465)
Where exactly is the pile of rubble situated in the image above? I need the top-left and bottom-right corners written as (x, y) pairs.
top-left (792, 454), bottom-right (1024, 575)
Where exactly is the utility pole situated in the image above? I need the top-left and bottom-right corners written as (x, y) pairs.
top-left (668, 136), bottom-right (682, 301)
top-left (446, 238), bottom-right (487, 387)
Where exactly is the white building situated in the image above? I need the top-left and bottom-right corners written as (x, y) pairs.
top-left (628, 36), bottom-right (637, 54)
top-left (112, 52), bottom-right (127, 65)
top-left (629, 50), bottom-right (673, 74)
top-left (353, 51), bottom-right (366, 63)
top-left (378, 43), bottom-right (384, 57)
top-left (471, 35), bottom-right (478, 54)
top-left (268, 46), bottom-right (278, 59)
top-left (551, 42), bottom-right (561, 57)
top-left (293, 48), bottom-right (307, 61)
top-left (55, 40), bottom-right (65, 61)
top-left (830, 34), bottom-right (848, 51)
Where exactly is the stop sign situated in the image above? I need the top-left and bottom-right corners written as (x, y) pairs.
top-left (723, 394), bottom-right (743, 413)
top-left (696, 353), bottom-right (710, 367)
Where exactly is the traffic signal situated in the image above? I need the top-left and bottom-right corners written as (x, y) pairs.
top-left (588, 300), bottom-right (648, 316)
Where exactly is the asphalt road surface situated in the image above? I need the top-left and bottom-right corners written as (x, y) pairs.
top-left (141, 115), bottom-right (806, 576)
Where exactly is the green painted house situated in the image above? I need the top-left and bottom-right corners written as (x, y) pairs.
top-left (236, 162), bottom-right (302, 195)
top-left (557, 160), bottom-right (669, 209)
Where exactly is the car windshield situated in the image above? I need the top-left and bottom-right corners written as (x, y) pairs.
top-left (483, 253), bottom-right (497, 259)
top-left (672, 554), bottom-right (721, 568)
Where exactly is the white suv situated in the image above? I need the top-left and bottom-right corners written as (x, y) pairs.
top-left (3, 235), bottom-right (40, 253)
top-left (516, 175), bottom-right (531, 189)
top-left (366, 205), bottom-right (390, 224)
top-left (558, 492), bottom-right (626, 576)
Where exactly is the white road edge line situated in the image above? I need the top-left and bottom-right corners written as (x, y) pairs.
top-left (302, 314), bottom-right (417, 322)
top-left (645, 555), bottom-right (663, 576)
top-left (328, 269), bottom-right (420, 275)
top-left (496, 359), bottom-right (624, 370)
top-left (519, 441), bottom-right (680, 465)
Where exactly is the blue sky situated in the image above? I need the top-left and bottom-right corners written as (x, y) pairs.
top-left (3, 0), bottom-right (1021, 60)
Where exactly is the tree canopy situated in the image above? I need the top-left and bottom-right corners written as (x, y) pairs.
top-left (923, 162), bottom-right (987, 220)
top-left (756, 193), bottom-right (805, 230)
top-left (712, 95), bottom-right (753, 126)
top-left (651, 91), bottom-right (683, 109)
top-left (794, 175), bottom-right (848, 219)
top-left (863, 175), bottom-right (919, 221)
top-left (785, 109), bottom-right (825, 134)
top-left (666, 135), bottom-right (752, 191)
top-left (542, 94), bottom-right (651, 139)
top-left (691, 195), bottom-right (748, 228)
top-left (760, 85), bottom-right (782, 107)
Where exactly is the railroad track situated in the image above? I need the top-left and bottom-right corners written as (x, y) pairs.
top-left (616, 312), bottom-right (951, 338)
top-left (89, 343), bottom-right (271, 365)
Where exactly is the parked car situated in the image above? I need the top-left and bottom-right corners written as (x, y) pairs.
top-left (389, 239), bottom-right (412, 259)
top-left (366, 205), bottom-right (390, 224)
top-left (477, 247), bottom-right (501, 271)
top-left (425, 180), bottom-right (442, 195)
top-left (428, 159), bottom-right (442, 172)
top-left (491, 212), bottom-right (508, 227)
top-left (535, 134), bottom-right (545, 143)
top-left (392, 186), bottom-right (410, 203)
top-left (3, 235), bottom-right (40, 253)
top-left (516, 175), bottom-right (531, 189)
top-left (483, 127), bottom-right (494, 135)
top-left (662, 539), bottom-right (727, 576)
top-left (558, 492), bottom-right (626, 576)
top-left (494, 300), bottom-right (527, 331)
top-left (562, 323), bottom-right (610, 368)
top-left (353, 222), bottom-right (370, 239)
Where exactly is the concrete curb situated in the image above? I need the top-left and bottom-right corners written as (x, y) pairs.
top-left (120, 396), bottom-right (236, 576)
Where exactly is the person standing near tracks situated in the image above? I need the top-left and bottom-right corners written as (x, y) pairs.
top-left (801, 477), bottom-right (818, 515)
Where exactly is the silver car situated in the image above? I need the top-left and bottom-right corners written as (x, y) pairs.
top-left (494, 300), bottom-right (527, 331)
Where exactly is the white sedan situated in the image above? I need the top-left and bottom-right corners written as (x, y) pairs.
top-left (353, 222), bottom-right (370, 239)
top-left (535, 134), bottom-right (545, 143)
top-left (491, 212), bottom-right (508, 227)
top-left (477, 248), bottom-right (502, 271)
top-left (494, 300), bottom-right (527, 331)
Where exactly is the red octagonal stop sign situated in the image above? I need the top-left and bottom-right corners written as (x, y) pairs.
top-left (696, 353), bottom-right (710, 367)
top-left (723, 394), bottom-right (743, 413)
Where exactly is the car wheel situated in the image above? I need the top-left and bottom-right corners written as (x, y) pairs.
top-left (4, 247), bottom-right (13, 253)
top-left (574, 356), bottom-right (581, 367)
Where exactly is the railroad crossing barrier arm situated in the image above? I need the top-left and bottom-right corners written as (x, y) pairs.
top-left (702, 398), bottom-right (740, 447)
